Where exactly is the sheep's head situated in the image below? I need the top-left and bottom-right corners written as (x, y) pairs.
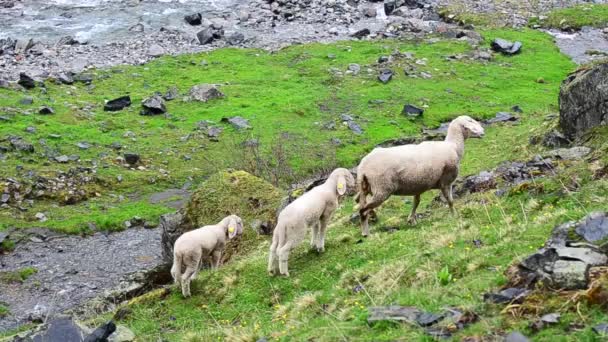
top-left (456, 115), bottom-right (485, 138)
top-left (330, 168), bottom-right (356, 196)
top-left (224, 214), bottom-right (244, 239)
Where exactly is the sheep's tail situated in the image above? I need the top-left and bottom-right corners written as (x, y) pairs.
top-left (355, 173), bottom-right (371, 210)
top-left (171, 252), bottom-right (182, 285)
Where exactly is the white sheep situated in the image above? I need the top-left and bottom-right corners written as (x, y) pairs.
top-left (355, 115), bottom-right (485, 236)
top-left (171, 214), bottom-right (244, 297)
top-left (268, 168), bottom-right (355, 276)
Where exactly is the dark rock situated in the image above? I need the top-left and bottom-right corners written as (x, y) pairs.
top-left (206, 126), bottom-right (223, 139)
top-left (227, 32), bottom-right (245, 45)
top-left (575, 212), bottom-right (608, 243)
top-left (454, 171), bottom-right (497, 196)
top-left (384, 1), bottom-right (398, 16)
top-left (160, 211), bottom-right (187, 264)
top-left (38, 106), bottom-right (55, 115)
top-left (484, 287), bottom-right (530, 304)
top-left (124, 153), bottom-right (140, 165)
top-left (422, 123), bottom-right (449, 139)
top-left (56, 36), bottom-right (80, 46)
top-left (109, 142), bottom-right (122, 150)
top-left (416, 312), bottom-right (444, 327)
top-left (104, 96), bottom-right (131, 111)
top-left (197, 27), bottom-right (224, 45)
top-left (140, 95), bottom-right (167, 116)
top-left (351, 28), bottom-right (371, 39)
top-left (593, 323), bottom-right (608, 335)
top-left (26, 317), bottom-right (85, 341)
top-left (378, 69), bottom-right (393, 84)
top-left (376, 137), bottom-right (418, 147)
top-left (347, 121), bottom-right (363, 135)
top-left (505, 331), bottom-right (530, 342)
top-left (541, 130), bottom-right (570, 148)
top-left (184, 13), bottom-right (202, 25)
top-left (20, 96), bottom-right (33, 105)
top-left (367, 306), bottom-right (421, 324)
top-left (9, 136), bottom-right (34, 153)
top-left (490, 39), bottom-right (522, 55)
top-left (512, 105), bottom-right (523, 113)
top-left (57, 72), bottom-right (74, 85)
top-left (18, 72), bottom-right (36, 89)
top-left (163, 87), bottom-right (179, 101)
top-left (485, 112), bottom-right (518, 124)
top-left (83, 321), bottom-right (116, 342)
top-left (402, 104), bottom-right (423, 117)
top-left (559, 62), bottom-right (608, 139)
top-left (74, 73), bottom-right (93, 84)
top-left (378, 55), bottom-right (390, 63)
top-left (221, 116), bottom-right (250, 130)
top-left (189, 84), bottom-right (224, 102)
top-left (128, 23), bottom-right (144, 32)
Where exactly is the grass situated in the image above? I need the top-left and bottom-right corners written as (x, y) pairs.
top-left (0, 28), bottom-right (573, 234)
top-left (0, 267), bottom-right (37, 284)
top-left (530, 4), bottom-right (608, 30)
top-left (3, 26), bottom-right (608, 340)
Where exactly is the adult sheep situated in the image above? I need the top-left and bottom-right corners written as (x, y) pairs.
top-left (355, 115), bottom-right (485, 236)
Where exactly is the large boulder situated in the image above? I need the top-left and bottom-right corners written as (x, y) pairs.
top-left (560, 62), bottom-right (608, 139)
top-left (160, 170), bottom-right (284, 264)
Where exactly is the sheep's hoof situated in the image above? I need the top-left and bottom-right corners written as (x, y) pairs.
top-left (316, 247), bottom-right (325, 253)
top-left (280, 271), bottom-right (290, 277)
top-left (407, 216), bottom-right (417, 225)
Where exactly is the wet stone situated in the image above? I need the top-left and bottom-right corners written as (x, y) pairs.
top-left (104, 96), bottom-right (131, 112)
top-left (402, 104), bottom-right (424, 117)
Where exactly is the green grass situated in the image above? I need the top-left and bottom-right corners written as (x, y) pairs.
top-left (0, 305), bottom-right (8, 318)
top-left (0, 267), bottom-right (37, 284)
top-left (530, 4), bottom-right (608, 30)
top-left (0, 28), bottom-right (573, 233)
top-left (4, 27), bottom-right (608, 340)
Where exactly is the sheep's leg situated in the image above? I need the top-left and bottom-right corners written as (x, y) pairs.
top-left (360, 193), bottom-right (388, 237)
top-left (407, 194), bottom-right (421, 225)
top-left (277, 241), bottom-right (295, 277)
top-left (181, 266), bottom-right (196, 297)
top-left (171, 254), bottom-right (182, 286)
top-left (317, 215), bottom-right (330, 253)
top-left (441, 185), bottom-right (455, 214)
top-left (310, 223), bottom-right (319, 250)
top-left (211, 250), bottom-right (222, 270)
top-left (268, 241), bottom-right (279, 275)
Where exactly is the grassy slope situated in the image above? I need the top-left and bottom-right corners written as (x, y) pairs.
top-left (530, 4), bottom-right (608, 30)
top-left (62, 29), bottom-right (606, 341)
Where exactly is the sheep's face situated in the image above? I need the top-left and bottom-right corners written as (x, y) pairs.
top-left (459, 116), bottom-right (485, 138)
top-left (333, 168), bottom-right (356, 196)
top-left (227, 215), bottom-right (244, 239)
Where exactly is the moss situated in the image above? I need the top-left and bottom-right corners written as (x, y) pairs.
top-left (0, 267), bottom-right (37, 284)
top-left (535, 4), bottom-right (608, 30)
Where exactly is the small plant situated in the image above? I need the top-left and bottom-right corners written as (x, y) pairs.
top-left (0, 304), bottom-right (9, 318)
top-left (437, 266), bottom-right (453, 286)
top-left (19, 267), bottom-right (38, 281)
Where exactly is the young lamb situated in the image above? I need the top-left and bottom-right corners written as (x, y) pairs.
top-left (268, 168), bottom-right (355, 277)
top-left (171, 214), bottom-right (244, 297)
top-left (355, 115), bottom-right (485, 236)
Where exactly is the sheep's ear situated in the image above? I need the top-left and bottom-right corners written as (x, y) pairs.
top-left (337, 175), bottom-right (347, 196)
top-left (237, 218), bottom-right (244, 235)
top-left (228, 217), bottom-right (238, 239)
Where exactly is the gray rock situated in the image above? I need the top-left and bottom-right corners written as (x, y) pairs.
top-left (57, 72), bottom-right (74, 85)
top-left (27, 317), bottom-right (85, 340)
top-left (347, 121), bottom-right (363, 135)
top-left (378, 69), bottom-right (393, 84)
top-left (541, 130), bottom-right (570, 148)
top-left (485, 112), bottom-right (518, 124)
top-left (540, 313), bottom-right (560, 324)
top-left (491, 39), bottom-right (522, 55)
top-left (575, 212), bottom-right (608, 243)
top-left (221, 116), bottom-right (250, 130)
top-left (147, 44), bottom-right (165, 57)
top-left (593, 323), bottom-right (608, 335)
top-left (20, 96), bottom-right (33, 105)
top-left (362, 7), bottom-right (376, 18)
top-left (544, 146), bottom-right (591, 160)
top-left (108, 325), bottom-right (135, 342)
top-left (26, 304), bottom-right (49, 322)
top-left (227, 32), bottom-right (245, 45)
top-left (189, 84), bottom-right (225, 102)
top-left (197, 27), bottom-right (223, 45)
top-left (140, 95), bottom-right (166, 115)
top-left (206, 126), bottom-right (223, 139)
top-left (76, 142), bottom-right (91, 150)
top-left (347, 63), bottom-right (361, 74)
top-left (555, 247), bottom-right (607, 266)
top-left (25, 126), bottom-right (36, 134)
top-left (14, 38), bottom-right (33, 54)
top-left (552, 260), bottom-right (588, 289)
top-left (163, 87), bottom-right (179, 101)
top-left (55, 155), bottom-right (69, 163)
top-left (367, 306), bottom-right (421, 323)
top-left (9, 136), bottom-right (34, 153)
top-left (160, 211), bottom-right (187, 264)
top-left (39, 106), bottom-right (55, 115)
top-left (560, 62), bottom-right (608, 139)
top-left (402, 104), bottom-right (423, 117)
top-left (505, 331), bottom-right (530, 342)
top-left (483, 287), bottom-right (530, 304)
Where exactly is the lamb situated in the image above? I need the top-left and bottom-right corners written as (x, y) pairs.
top-left (171, 214), bottom-right (244, 297)
top-left (355, 115), bottom-right (485, 236)
top-left (268, 168), bottom-right (355, 277)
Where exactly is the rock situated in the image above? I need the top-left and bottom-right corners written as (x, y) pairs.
top-left (76, 142), bottom-right (91, 150)
top-left (559, 62), bottom-right (608, 139)
top-left (541, 130), bottom-right (570, 148)
top-left (147, 44), bottom-right (165, 57)
top-left (351, 28), bottom-right (370, 39)
top-left (485, 112), bottom-right (518, 124)
top-left (544, 146), bottom-right (591, 160)
top-left (540, 313), bottom-right (560, 324)
top-left (184, 13), bottom-right (202, 25)
top-left (221, 116), bottom-right (250, 130)
top-left (363, 7), bottom-right (376, 17)
top-left (483, 287), bottom-right (530, 304)
top-left (423, 123), bottom-right (449, 139)
top-left (378, 69), bottom-right (393, 83)
top-left (26, 304), bottom-right (49, 322)
top-left (140, 95), bottom-right (167, 116)
top-left (402, 104), bottom-right (423, 117)
top-left (368, 306), bottom-right (422, 324)
top-left (555, 247), bottom-right (607, 266)
top-left (160, 211), bottom-right (186, 264)
top-left (18, 72), bottom-right (36, 89)
top-left (128, 23), bottom-right (144, 32)
top-left (348, 63), bottom-right (361, 74)
top-left (104, 96), bottom-right (131, 111)
top-left (384, 1), bottom-right (398, 16)
top-left (57, 72), bottom-right (74, 85)
top-left (206, 126), bottom-right (223, 139)
top-left (124, 153), bottom-right (140, 166)
top-left (20, 96), bottom-right (33, 105)
top-left (197, 27), bottom-right (224, 45)
top-left (84, 321), bottom-right (116, 342)
top-left (189, 84), bottom-right (225, 102)
top-left (347, 121), bottom-right (363, 135)
top-left (108, 325), bottom-right (135, 342)
top-left (55, 155), bottom-right (69, 163)
top-left (490, 38), bottom-right (522, 55)
top-left (163, 87), bottom-right (179, 101)
top-left (14, 38), bottom-right (33, 54)
top-left (505, 331), bottom-right (530, 342)
top-left (74, 73), bottom-right (93, 84)
top-left (575, 212), bottom-right (608, 243)
top-left (227, 32), bottom-right (245, 45)
top-left (377, 137), bottom-right (417, 147)
top-left (552, 260), bottom-right (588, 289)
top-left (456, 171), bottom-right (497, 196)
top-left (0, 80), bottom-right (9, 88)
top-left (593, 323), bottom-right (608, 335)
top-left (26, 317), bottom-right (85, 340)
top-left (38, 106), bottom-right (55, 115)
top-left (9, 136), bottom-right (34, 153)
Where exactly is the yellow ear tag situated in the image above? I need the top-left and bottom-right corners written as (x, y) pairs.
top-left (229, 226), bottom-right (235, 233)
top-left (337, 183), bottom-right (344, 190)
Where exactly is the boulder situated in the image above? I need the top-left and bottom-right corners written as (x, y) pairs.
top-left (38, 106), bottom-right (55, 115)
top-left (84, 321), bottom-right (116, 342)
top-left (161, 170), bottom-right (284, 264)
top-left (104, 96), bottom-right (131, 111)
top-left (402, 104), bottom-right (423, 117)
top-left (490, 38), bottom-right (522, 55)
top-left (14, 38), bottom-right (33, 54)
top-left (559, 62), bottom-right (608, 139)
top-left (378, 69), bottom-right (393, 83)
top-left (147, 44), bottom-right (165, 57)
top-left (351, 28), bottom-right (370, 39)
top-left (18, 72), bottom-right (36, 89)
top-left (184, 13), bottom-right (202, 25)
top-left (163, 87), bottom-right (179, 101)
top-left (189, 84), bottom-right (224, 102)
top-left (197, 27), bottom-right (224, 45)
top-left (140, 95), bottom-right (166, 116)
top-left (543, 146), bottom-right (591, 160)
top-left (227, 32), bottom-right (245, 45)
top-left (124, 153), bottom-right (140, 165)
top-left (221, 116), bottom-right (250, 130)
